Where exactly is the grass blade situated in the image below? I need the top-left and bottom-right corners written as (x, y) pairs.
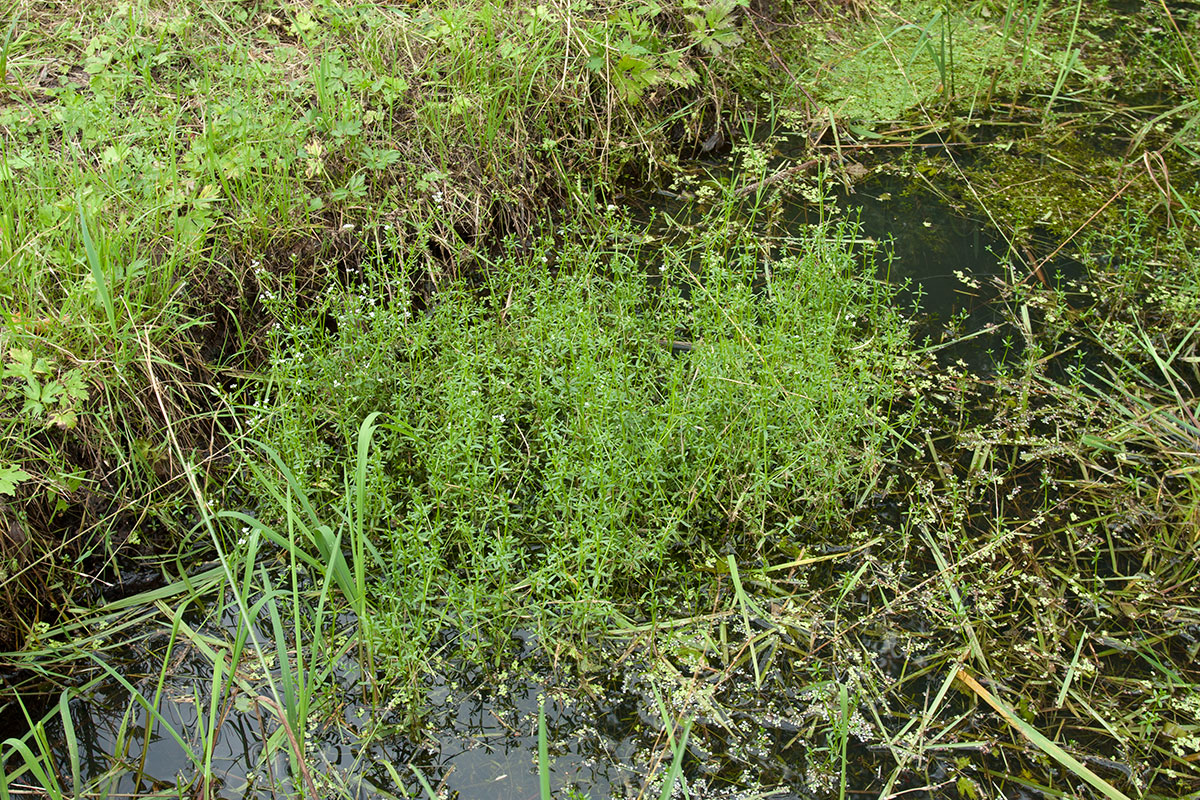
top-left (78, 200), bottom-right (117, 335)
top-left (55, 691), bottom-right (81, 799)
top-left (1, 736), bottom-right (64, 800)
top-left (837, 683), bottom-right (849, 800)
top-left (538, 695), bottom-right (552, 800)
top-left (956, 668), bottom-right (1132, 800)
top-left (410, 765), bottom-right (441, 800)
top-left (658, 718), bottom-right (693, 800)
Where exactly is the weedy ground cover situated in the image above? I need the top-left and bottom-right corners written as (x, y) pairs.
top-left (0, 0), bottom-right (778, 651)
top-left (252, 206), bottom-right (906, 691)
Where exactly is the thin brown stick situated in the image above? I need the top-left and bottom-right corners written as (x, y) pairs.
top-left (734, 158), bottom-right (820, 198)
top-left (1021, 169), bottom-right (1141, 285)
top-left (256, 696), bottom-right (321, 799)
top-left (1141, 150), bottom-right (1173, 226)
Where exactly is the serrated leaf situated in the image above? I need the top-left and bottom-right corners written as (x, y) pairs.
top-left (50, 409), bottom-right (79, 430)
top-left (22, 397), bottom-right (46, 417)
top-left (5, 347), bottom-right (35, 381)
top-left (60, 371), bottom-right (89, 404)
top-left (0, 465), bottom-right (31, 495)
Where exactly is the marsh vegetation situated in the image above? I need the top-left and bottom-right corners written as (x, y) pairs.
top-left (1, 0), bottom-right (1198, 797)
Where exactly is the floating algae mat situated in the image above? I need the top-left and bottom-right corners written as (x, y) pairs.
top-left (643, 136), bottom-right (1090, 371)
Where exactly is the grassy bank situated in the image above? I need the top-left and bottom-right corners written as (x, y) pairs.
top-left (0, 0), bottom-right (777, 650)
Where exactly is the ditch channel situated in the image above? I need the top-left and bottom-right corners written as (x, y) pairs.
top-left (3, 141), bottom-right (1161, 800)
